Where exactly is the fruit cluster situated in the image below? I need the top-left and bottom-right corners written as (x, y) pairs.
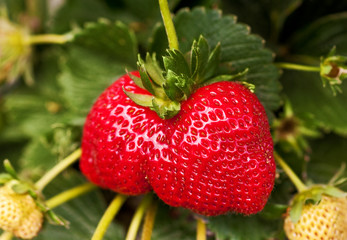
top-left (80, 71), bottom-right (276, 216)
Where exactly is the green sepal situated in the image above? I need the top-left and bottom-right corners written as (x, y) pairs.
top-left (36, 200), bottom-right (70, 227)
top-left (46, 208), bottom-right (70, 227)
top-left (203, 42), bottom-right (221, 81)
top-left (3, 159), bottom-right (19, 180)
top-left (202, 68), bottom-right (249, 87)
top-left (11, 182), bottom-right (31, 194)
top-left (163, 49), bottom-right (191, 78)
top-left (289, 198), bottom-right (304, 223)
top-left (289, 184), bottom-right (347, 223)
top-left (132, 35), bottom-right (247, 119)
top-left (143, 53), bottom-right (165, 85)
top-left (126, 70), bottom-right (145, 89)
top-left (191, 36), bottom-right (210, 81)
top-left (152, 98), bottom-right (181, 119)
top-left (123, 88), bottom-right (153, 107)
top-left (0, 173), bottom-right (13, 184)
top-left (328, 163), bottom-right (347, 186)
top-left (320, 46), bottom-right (347, 95)
top-left (138, 63), bottom-right (157, 95)
top-left (163, 70), bottom-right (189, 101)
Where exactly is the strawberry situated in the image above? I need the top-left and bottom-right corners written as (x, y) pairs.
top-left (0, 185), bottom-right (43, 239)
top-left (284, 195), bottom-right (347, 240)
top-left (80, 36), bottom-right (275, 215)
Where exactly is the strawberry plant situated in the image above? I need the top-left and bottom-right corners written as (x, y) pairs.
top-left (1, 0), bottom-right (347, 239)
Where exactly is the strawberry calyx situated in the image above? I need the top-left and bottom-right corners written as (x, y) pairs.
top-left (320, 47), bottom-right (347, 94)
top-left (273, 99), bottom-right (321, 156)
top-left (124, 35), bottom-right (248, 119)
top-left (289, 184), bottom-right (347, 223)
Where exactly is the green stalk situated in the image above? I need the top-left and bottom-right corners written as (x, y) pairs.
top-left (274, 151), bottom-right (307, 192)
top-left (92, 194), bottom-right (128, 240)
top-left (26, 33), bottom-right (73, 45)
top-left (196, 217), bottom-right (207, 240)
top-left (35, 148), bottom-right (82, 191)
top-left (125, 194), bottom-right (153, 240)
top-left (158, 0), bottom-right (179, 50)
top-left (275, 62), bottom-right (320, 72)
top-left (46, 183), bottom-right (96, 209)
top-left (0, 232), bottom-right (12, 240)
top-left (141, 200), bottom-right (158, 240)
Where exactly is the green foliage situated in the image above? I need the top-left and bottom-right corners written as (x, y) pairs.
top-left (35, 171), bottom-right (125, 240)
top-left (208, 214), bottom-right (280, 240)
top-left (151, 203), bottom-right (195, 240)
top-left (1, 0), bottom-right (347, 239)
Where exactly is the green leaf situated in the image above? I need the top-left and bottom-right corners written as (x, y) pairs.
top-left (150, 7), bottom-right (281, 120)
top-left (49, 0), bottom-right (116, 34)
top-left (19, 126), bottom-right (80, 180)
top-left (290, 12), bottom-right (347, 56)
top-left (59, 46), bottom-right (126, 115)
top-left (282, 71), bottom-right (347, 134)
top-left (208, 214), bottom-right (279, 240)
top-left (36, 171), bottom-right (124, 240)
top-left (306, 134), bottom-right (347, 191)
top-left (59, 19), bottom-right (138, 114)
top-left (72, 19), bottom-right (138, 68)
top-left (151, 203), bottom-right (195, 240)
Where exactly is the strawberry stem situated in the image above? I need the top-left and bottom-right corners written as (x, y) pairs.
top-left (158, 0), bottom-right (179, 50)
top-left (46, 183), bottom-right (96, 209)
top-left (274, 151), bottom-right (307, 192)
top-left (125, 194), bottom-right (153, 240)
top-left (0, 232), bottom-right (12, 240)
top-left (275, 62), bottom-right (320, 72)
top-left (196, 217), bottom-right (207, 240)
top-left (141, 199), bottom-right (158, 240)
top-left (91, 194), bottom-right (127, 240)
top-left (26, 33), bottom-right (73, 45)
top-left (35, 148), bottom-right (82, 191)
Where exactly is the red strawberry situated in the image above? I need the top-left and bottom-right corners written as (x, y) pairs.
top-left (80, 71), bottom-right (275, 215)
top-left (80, 71), bottom-right (162, 195)
top-left (147, 81), bottom-right (275, 216)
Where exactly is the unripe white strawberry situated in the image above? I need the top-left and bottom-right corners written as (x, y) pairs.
top-left (284, 195), bottom-right (347, 240)
top-left (0, 186), bottom-right (43, 239)
top-left (0, 186), bottom-right (24, 232)
top-left (12, 207), bottom-right (44, 239)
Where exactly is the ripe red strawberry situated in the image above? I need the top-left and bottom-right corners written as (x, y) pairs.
top-left (147, 81), bottom-right (275, 216)
top-left (80, 71), bottom-right (275, 215)
top-left (80, 71), bottom-right (161, 195)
